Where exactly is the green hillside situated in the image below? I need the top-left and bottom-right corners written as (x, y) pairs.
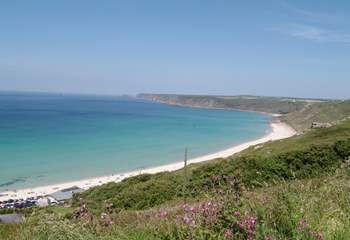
top-left (2, 121), bottom-right (350, 239)
top-left (282, 100), bottom-right (350, 132)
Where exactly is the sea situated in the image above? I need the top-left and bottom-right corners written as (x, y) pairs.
top-left (0, 92), bottom-right (271, 191)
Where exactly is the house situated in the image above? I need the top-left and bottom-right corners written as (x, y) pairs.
top-left (311, 122), bottom-right (332, 129)
top-left (0, 213), bottom-right (25, 224)
top-left (36, 196), bottom-right (58, 207)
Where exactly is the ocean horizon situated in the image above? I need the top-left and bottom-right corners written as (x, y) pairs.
top-left (0, 92), bottom-right (271, 191)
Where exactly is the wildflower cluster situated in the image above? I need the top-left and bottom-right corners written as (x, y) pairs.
top-left (234, 214), bottom-right (257, 240)
top-left (178, 200), bottom-right (221, 227)
top-left (223, 210), bottom-right (258, 240)
top-left (296, 218), bottom-right (323, 240)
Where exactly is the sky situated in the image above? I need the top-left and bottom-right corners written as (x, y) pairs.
top-left (0, 0), bottom-right (349, 99)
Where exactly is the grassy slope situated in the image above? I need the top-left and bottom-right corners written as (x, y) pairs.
top-left (3, 170), bottom-right (350, 240)
top-left (282, 100), bottom-right (350, 132)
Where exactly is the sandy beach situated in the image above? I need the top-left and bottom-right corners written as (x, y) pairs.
top-left (0, 121), bottom-right (296, 202)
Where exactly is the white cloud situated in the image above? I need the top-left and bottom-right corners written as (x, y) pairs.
top-left (273, 24), bottom-right (350, 45)
top-left (280, 1), bottom-right (344, 24)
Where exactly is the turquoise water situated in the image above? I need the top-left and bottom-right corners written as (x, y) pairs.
top-left (0, 92), bottom-right (271, 191)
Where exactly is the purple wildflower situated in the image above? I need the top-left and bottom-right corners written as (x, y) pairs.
top-left (309, 230), bottom-right (323, 240)
top-left (299, 218), bottom-right (309, 228)
top-left (233, 210), bottom-right (241, 216)
top-left (183, 214), bottom-right (195, 225)
top-left (234, 214), bottom-right (258, 240)
top-left (158, 210), bottom-right (168, 219)
top-left (224, 229), bottom-right (233, 239)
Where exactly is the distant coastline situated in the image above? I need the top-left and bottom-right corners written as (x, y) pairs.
top-left (137, 93), bottom-right (310, 116)
top-left (140, 97), bottom-right (280, 116)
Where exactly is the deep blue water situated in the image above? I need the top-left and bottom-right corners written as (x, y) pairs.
top-left (0, 92), bottom-right (271, 191)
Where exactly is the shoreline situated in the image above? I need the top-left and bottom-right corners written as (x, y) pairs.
top-left (0, 121), bottom-right (296, 201)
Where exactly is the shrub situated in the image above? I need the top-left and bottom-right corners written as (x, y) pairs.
top-left (334, 139), bottom-right (350, 159)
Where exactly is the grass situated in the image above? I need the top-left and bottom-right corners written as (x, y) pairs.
top-left (148, 169), bottom-right (350, 239)
top-left (244, 170), bottom-right (350, 238)
top-left (4, 170), bottom-right (350, 239)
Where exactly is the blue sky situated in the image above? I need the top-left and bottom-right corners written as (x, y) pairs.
top-left (0, 0), bottom-right (349, 99)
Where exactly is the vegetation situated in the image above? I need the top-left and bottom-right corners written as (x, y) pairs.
top-left (282, 100), bottom-right (350, 132)
top-left (1, 120), bottom-right (350, 239)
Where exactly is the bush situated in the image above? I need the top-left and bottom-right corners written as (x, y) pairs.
top-left (277, 145), bottom-right (341, 178)
top-left (334, 139), bottom-right (350, 159)
top-left (0, 208), bottom-right (15, 215)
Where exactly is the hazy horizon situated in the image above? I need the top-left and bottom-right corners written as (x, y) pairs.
top-left (0, 89), bottom-right (346, 101)
top-left (1, 0), bottom-right (349, 99)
